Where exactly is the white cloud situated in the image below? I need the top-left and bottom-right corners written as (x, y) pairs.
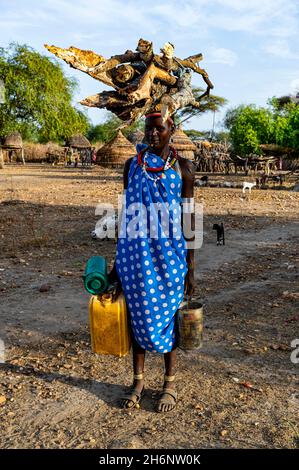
top-left (208, 47), bottom-right (237, 66)
top-left (194, 0), bottom-right (299, 38)
top-left (0, 0), bottom-right (298, 130)
top-left (53, 0), bottom-right (145, 24)
top-left (263, 39), bottom-right (299, 59)
top-left (1, 0), bottom-right (298, 42)
top-left (153, 3), bottom-right (204, 28)
top-left (0, 3), bottom-right (59, 26)
top-left (290, 78), bottom-right (299, 92)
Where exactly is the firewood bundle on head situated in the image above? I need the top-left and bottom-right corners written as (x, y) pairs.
top-left (45, 39), bottom-right (213, 127)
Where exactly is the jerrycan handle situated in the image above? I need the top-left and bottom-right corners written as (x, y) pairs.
top-left (99, 293), bottom-right (113, 306)
top-left (184, 294), bottom-right (193, 307)
top-left (179, 294), bottom-right (193, 310)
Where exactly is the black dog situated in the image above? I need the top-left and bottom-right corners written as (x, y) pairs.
top-left (213, 223), bottom-right (225, 246)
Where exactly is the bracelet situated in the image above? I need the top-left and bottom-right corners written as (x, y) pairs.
top-left (181, 198), bottom-right (194, 213)
top-left (182, 197), bottom-right (194, 202)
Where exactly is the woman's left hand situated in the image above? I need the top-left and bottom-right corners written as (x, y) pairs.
top-left (184, 269), bottom-right (195, 297)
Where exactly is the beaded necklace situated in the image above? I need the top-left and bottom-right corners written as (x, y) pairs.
top-left (137, 146), bottom-right (178, 183)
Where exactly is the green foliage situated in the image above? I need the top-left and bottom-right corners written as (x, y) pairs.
top-left (185, 129), bottom-right (230, 143)
top-left (184, 129), bottom-right (208, 140)
top-left (270, 99), bottom-right (299, 149)
top-left (87, 113), bottom-right (144, 143)
top-left (176, 87), bottom-right (227, 123)
top-left (224, 104), bottom-right (274, 155)
top-left (87, 114), bottom-right (121, 143)
top-left (0, 43), bottom-right (89, 142)
top-left (212, 131), bottom-right (230, 143)
top-left (287, 105), bottom-right (299, 148)
top-left (224, 100), bottom-right (299, 156)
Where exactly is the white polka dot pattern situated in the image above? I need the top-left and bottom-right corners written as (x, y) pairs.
top-left (115, 146), bottom-right (187, 353)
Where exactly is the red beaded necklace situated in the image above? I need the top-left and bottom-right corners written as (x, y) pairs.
top-left (137, 145), bottom-right (178, 173)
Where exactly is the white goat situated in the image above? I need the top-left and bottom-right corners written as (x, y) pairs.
top-left (91, 214), bottom-right (118, 239)
top-left (242, 182), bottom-right (256, 194)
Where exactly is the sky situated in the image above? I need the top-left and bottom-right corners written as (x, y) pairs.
top-left (0, 0), bottom-right (299, 133)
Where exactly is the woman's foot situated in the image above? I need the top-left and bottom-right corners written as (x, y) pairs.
top-left (156, 375), bottom-right (177, 413)
top-left (121, 374), bottom-right (145, 409)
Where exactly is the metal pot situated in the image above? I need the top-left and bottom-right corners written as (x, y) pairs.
top-left (177, 298), bottom-right (203, 351)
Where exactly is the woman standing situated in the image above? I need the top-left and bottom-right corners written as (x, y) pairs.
top-left (109, 113), bottom-right (195, 412)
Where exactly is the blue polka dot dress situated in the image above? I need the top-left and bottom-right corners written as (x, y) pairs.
top-left (115, 144), bottom-right (187, 353)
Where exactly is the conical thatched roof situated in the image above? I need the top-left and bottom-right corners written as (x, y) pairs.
top-left (3, 132), bottom-right (23, 149)
top-left (66, 134), bottom-right (91, 149)
top-left (97, 130), bottom-right (135, 165)
top-left (171, 127), bottom-right (196, 160)
top-left (46, 141), bottom-right (63, 153)
top-left (260, 144), bottom-right (294, 155)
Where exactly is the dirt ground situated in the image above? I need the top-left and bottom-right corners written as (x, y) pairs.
top-left (0, 164), bottom-right (298, 449)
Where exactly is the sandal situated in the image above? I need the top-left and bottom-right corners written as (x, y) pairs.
top-left (121, 373), bottom-right (145, 409)
top-left (156, 375), bottom-right (178, 413)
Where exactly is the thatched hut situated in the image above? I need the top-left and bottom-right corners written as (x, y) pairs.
top-left (66, 134), bottom-right (91, 149)
top-left (171, 127), bottom-right (196, 160)
top-left (45, 142), bottom-right (65, 165)
top-left (1, 132), bottom-right (25, 164)
top-left (96, 130), bottom-right (135, 167)
top-left (64, 134), bottom-right (92, 167)
top-left (260, 144), bottom-right (293, 155)
top-left (260, 143), bottom-right (299, 171)
top-left (4, 132), bottom-right (23, 149)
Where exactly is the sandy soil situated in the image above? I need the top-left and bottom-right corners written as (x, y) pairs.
top-left (0, 164), bottom-right (298, 449)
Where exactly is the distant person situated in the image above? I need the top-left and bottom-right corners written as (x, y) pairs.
top-left (66, 147), bottom-right (73, 166)
top-left (91, 147), bottom-right (97, 165)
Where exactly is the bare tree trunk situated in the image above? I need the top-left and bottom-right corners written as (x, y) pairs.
top-left (0, 147), bottom-right (4, 169)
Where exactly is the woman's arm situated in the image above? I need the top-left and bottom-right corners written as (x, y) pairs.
top-left (179, 158), bottom-right (196, 297)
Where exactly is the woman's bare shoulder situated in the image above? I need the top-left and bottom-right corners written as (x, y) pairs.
top-left (125, 155), bottom-right (135, 167)
top-left (177, 155), bottom-right (196, 177)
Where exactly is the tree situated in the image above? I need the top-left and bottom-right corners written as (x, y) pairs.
top-left (176, 87), bottom-right (227, 124)
top-left (0, 43), bottom-right (89, 142)
top-left (185, 129), bottom-right (230, 142)
top-left (212, 131), bottom-right (230, 143)
top-left (224, 104), bottom-right (274, 156)
top-left (270, 97), bottom-right (299, 149)
top-left (286, 104), bottom-right (299, 149)
top-left (224, 100), bottom-right (299, 156)
top-left (87, 113), bottom-right (144, 143)
top-left (87, 115), bottom-right (120, 143)
top-left (184, 129), bottom-right (209, 140)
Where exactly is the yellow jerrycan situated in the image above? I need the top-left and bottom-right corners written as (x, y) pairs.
top-left (89, 292), bottom-right (131, 357)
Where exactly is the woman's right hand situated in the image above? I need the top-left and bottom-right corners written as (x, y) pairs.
top-left (111, 281), bottom-right (123, 302)
top-left (107, 265), bottom-right (122, 301)
top-left (107, 280), bottom-right (123, 302)
top-left (108, 263), bottom-right (119, 283)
